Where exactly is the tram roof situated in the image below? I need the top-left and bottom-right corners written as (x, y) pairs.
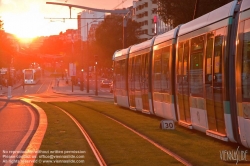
top-left (178, 0), bottom-right (237, 37)
top-left (112, 47), bottom-right (131, 61)
top-left (241, 0), bottom-right (250, 12)
top-left (130, 38), bottom-right (155, 54)
top-left (154, 27), bottom-right (179, 46)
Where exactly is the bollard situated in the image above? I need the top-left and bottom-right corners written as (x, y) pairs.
top-left (7, 86), bottom-right (12, 99)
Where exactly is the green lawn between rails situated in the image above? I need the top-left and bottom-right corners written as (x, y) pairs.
top-left (34, 101), bottom-right (250, 166)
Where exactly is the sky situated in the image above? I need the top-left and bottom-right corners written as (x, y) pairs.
top-left (0, 0), bottom-right (134, 39)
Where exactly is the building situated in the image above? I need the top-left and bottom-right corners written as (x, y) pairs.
top-left (88, 23), bottom-right (99, 42)
top-left (132, 0), bottom-right (158, 41)
top-left (78, 10), bottom-right (105, 41)
top-left (60, 29), bottom-right (79, 43)
top-left (132, 0), bottom-right (172, 41)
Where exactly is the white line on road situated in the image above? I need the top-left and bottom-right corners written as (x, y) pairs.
top-left (36, 80), bottom-right (46, 93)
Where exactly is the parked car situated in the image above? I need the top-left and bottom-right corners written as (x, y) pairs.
top-left (100, 79), bottom-right (112, 88)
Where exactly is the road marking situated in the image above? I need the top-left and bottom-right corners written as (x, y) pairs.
top-left (46, 80), bottom-right (52, 93)
top-left (36, 80), bottom-right (46, 93)
top-left (18, 99), bottom-right (48, 166)
top-left (5, 106), bottom-right (36, 166)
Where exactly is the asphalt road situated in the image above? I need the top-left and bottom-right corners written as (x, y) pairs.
top-left (0, 73), bottom-right (113, 165)
top-left (0, 101), bottom-right (39, 166)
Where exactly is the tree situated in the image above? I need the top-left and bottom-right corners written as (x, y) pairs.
top-left (92, 15), bottom-right (140, 67)
top-left (0, 19), bottom-right (3, 30)
top-left (157, 0), bottom-right (233, 28)
top-left (0, 19), bottom-right (16, 68)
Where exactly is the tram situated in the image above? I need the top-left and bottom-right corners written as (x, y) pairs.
top-left (113, 0), bottom-right (250, 148)
top-left (23, 68), bottom-right (41, 84)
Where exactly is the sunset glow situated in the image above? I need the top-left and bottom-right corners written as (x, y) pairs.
top-left (0, 0), bottom-right (133, 38)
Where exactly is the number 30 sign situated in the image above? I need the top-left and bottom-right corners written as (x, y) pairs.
top-left (160, 120), bottom-right (175, 130)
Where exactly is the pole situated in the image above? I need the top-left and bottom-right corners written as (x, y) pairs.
top-left (7, 64), bottom-right (12, 99)
top-left (81, 36), bottom-right (84, 91)
top-left (87, 22), bottom-right (89, 93)
top-left (95, 61), bottom-right (98, 96)
top-left (193, 0), bottom-right (199, 20)
top-left (123, 16), bottom-right (127, 48)
top-left (71, 31), bottom-right (75, 92)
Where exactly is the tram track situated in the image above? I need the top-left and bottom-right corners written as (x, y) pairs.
top-left (52, 105), bottom-right (107, 166)
top-left (52, 102), bottom-right (191, 166)
top-left (36, 80), bottom-right (46, 94)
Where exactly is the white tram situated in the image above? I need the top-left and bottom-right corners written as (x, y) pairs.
top-left (113, 0), bottom-right (250, 148)
top-left (23, 68), bottom-right (41, 84)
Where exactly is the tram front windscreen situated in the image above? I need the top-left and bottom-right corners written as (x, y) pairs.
top-left (24, 70), bottom-right (33, 79)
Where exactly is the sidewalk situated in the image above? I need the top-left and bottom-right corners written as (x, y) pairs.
top-left (0, 81), bottom-right (23, 96)
top-left (52, 78), bottom-right (114, 99)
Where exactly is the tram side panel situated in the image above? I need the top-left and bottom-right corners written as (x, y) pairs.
top-left (236, 0), bottom-right (250, 148)
top-left (114, 59), bottom-right (130, 108)
top-left (113, 49), bottom-right (130, 108)
top-left (152, 39), bottom-right (177, 121)
top-left (129, 51), bottom-right (150, 113)
top-left (175, 1), bottom-right (237, 142)
top-left (128, 40), bottom-right (155, 114)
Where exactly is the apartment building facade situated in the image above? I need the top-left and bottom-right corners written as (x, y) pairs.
top-left (78, 10), bottom-right (105, 41)
top-left (132, 0), bottom-right (172, 41)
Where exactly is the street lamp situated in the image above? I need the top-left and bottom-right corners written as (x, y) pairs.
top-left (7, 56), bottom-right (13, 99)
top-left (81, 69), bottom-right (84, 91)
top-left (86, 21), bottom-right (98, 93)
top-left (86, 22), bottom-right (89, 93)
top-left (95, 55), bottom-right (98, 96)
top-left (123, 11), bottom-right (131, 48)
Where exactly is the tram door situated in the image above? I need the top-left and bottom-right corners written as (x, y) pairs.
top-left (177, 41), bottom-right (191, 123)
top-left (205, 29), bottom-right (226, 134)
top-left (141, 53), bottom-right (150, 111)
top-left (128, 57), bottom-right (136, 108)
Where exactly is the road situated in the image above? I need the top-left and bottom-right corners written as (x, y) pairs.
top-left (0, 73), bottom-right (113, 166)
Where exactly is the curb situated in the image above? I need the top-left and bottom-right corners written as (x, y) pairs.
top-left (53, 91), bottom-right (113, 99)
top-left (53, 91), bottom-right (92, 96)
top-left (17, 99), bottom-right (47, 166)
top-left (89, 95), bottom-right (114, 99)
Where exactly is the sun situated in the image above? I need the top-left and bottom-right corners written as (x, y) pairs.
top-left (3, 3), bottom-right (45, 40)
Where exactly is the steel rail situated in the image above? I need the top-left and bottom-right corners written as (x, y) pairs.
top-left (54, 105), bottom-right (107, 166)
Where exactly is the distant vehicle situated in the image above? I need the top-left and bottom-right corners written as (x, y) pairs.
top-left (100, 79), bottom-right (112, 88)
top-left (23, 68), bottom-right (41, 84)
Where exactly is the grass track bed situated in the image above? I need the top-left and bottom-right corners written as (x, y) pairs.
top-left (50, 102), bottom-right (182, 166)
top-left (33, 102), bottom-right (99, 166)
top-left (70, 101), bottom-right (250, 166)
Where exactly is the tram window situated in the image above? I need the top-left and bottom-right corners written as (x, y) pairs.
top-left (115, 61), bottom-right (120, 88)
top-left (135, 56), bottom-right (141, 90)
top-left (190, 36), bottom-right (204, 97)
top-left (242, 19), bottom-right (250, 100)
top-left (206, 32), bottom-right (214, 76)
top-left (144, 53), bottom-right (149, 88)
top-left (153, 49), bottom-right (162, 92)
top-left (178, 43), bottom-right (184, 76)
top-left (183, 42), bottom-right (189, 77)
top-left (120, 60), bottom-right (126, 90)
top-left (128, 57), bottom-right (135, 90)
top-left (161, 46), bottom-right (170, 93)
top-left (213, 28), bottom-right (224, 90)
top-left (25, 70), bottom-right (33, 79)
